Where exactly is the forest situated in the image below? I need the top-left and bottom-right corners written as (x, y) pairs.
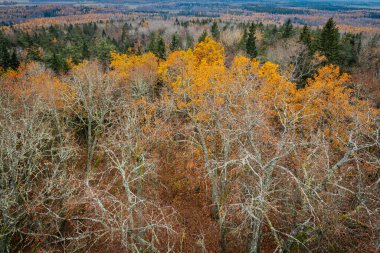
top-left (0, 6), bottom-right (380, 253)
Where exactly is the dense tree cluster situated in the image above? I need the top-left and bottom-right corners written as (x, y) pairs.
top-left (1, 32), bottom-right (379, 252)
top-left (0, 17), bottom-right (370, 77)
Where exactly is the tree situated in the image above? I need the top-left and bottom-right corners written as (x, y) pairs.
top-left (156, 35), bottom-right (166, 59)
top-left (319, 18), bottom-right (340, 63)
top-left (239, 27), bottom-right (248, 50)
top-left (110, 51), bottom-right (159, 99)
top-left (121, 22), bottom-right (129, 43)
top-left (198, 30), bottom-right (208, 43)
top-left (160, 37), bottom-right (227, 221)
top-left (170, 32), bottom-right (181, 51)
top-left (148, 33), bottom-right (157, 53)
top-left (94, 97), bottom-right (176, 252)
top-left (0, 90), bottom-right (77, 252)
top-left (147, 33), bottom-right (166, 59)
top-left (0, 45), bottom-right (10, 70)
top-left (246, 23), bottom-right (258, 58)
top-left (211, 21), bottom-right (220, 40)
top-left (94, 37), bottom-right (116, 66)
top-left (299, 25), bottom-right (312, 49)
top-left (282, 18), bottom-right (293, 38)
top-left (340, 33), bottom-right (362, 67)
top-left (1, 17), bottom-right (380, 253)
top-left (49, 53), bottom-right (68, 73)
top-left (82, 41), bottom-right (90, 59)
top-left (66, 61), bottom-right (118, 182)
top-left (9, 50), bottom-right (19, 70)
top-left (185, 31), bottom-right (194, 49)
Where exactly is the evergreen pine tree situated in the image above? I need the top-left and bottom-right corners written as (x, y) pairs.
top-left (121, 23), bottom-right (129, 44)
top-left (170, 33), bottom-right (180, 51)
top-left (211, 21), bottom-right (220, 40)
top-left (239, 28), bottom-right (248, 50)
top-left (82, 42), bottom-right (90, 59)
top-left (300, 25), bottom-right (312, 49)
top-left (198, 30), bottom-right (208, 43)
top-left (282, 19), bottom-right (293, 38)
top-left (272, 25), bottom-right (278, 36)
top-left (148, 33), bottom-right (157, 53)
top-left (156, 36), bottom-right (166, 59)
top-left (319, 18), bottom-right (340, 63)
top-left (246, 23), bottom-right (258, 58)
top-left (340, 33), bottom-right (362, 66)
top-left (95, 38), bottom-right (116, 65)
top-left (50, 53), bottom-right (61, 72)
top-left (68, 24), bottom-right (74, 33)
top-left (9, 50), bottom-right (19, 70)
top-left (0, 45), bottom-right (10, 70)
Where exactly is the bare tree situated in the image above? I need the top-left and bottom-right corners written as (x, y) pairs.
top-left (0, 88), bottom-right (77, 252)
top-left (65, 61), bottom-right (120, 183)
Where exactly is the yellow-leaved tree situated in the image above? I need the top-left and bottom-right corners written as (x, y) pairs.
top-left (295, 65), bottom-right (378, 146)
top-left (159, 36), bottom-right (228, 121)
top-left (110, 51), bottom-right (159, 99)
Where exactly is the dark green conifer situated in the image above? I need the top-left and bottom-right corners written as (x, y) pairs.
top-left (156, 36), bottom-right (166, 59)
top-left (300, 25), bottom-right (312, 49)
top-left (170, 33), bottom-right (180, 51)
top-left (0, 45), bottom-right (10, 69)
top-left (9, 50), bottom-right (19, 70)
top-left (198, 30), bottom-right (208, 43)
top-left (239, 28), bottom-right (248, 50)
top-left (319, 18), bottom-right (340, 63)
top-left (246, 23), bottom-right (258, 58)
top-left (211, 21), bottom-right (220, 40)
top-left (82, 42), bottom-right (90, 59)
top-left (282, 19), bottom-right (293, 38)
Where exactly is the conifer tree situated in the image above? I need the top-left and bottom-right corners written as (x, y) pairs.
top-left (282, 19), bottom-right (293, 38)
top-left (156, 36), bottom-right (166, 59)
top-left (50, 53), bottom-right (65, 73)
top-left (340, 33), bottom-right (362, 66)
top-left (9, 50), bottom-right (19, 70)
top-left (148, 33), bottom-right (157, 53)
top-left (271, 25), bottom-right (277, 35)
top-left (170, 33), bottom-right (180, 51)
top-left (239, 28), bottom-right (248, 50)
top-left (300, 25), bottom-right (312, 49)
top-left (246, 23), bottom-right (258, 58)
top-left (0, 45), bottom-right (10, 69)
top-left (82, 42), bottom-right (90, 59)
top-left (198, 30), bottom-right (208, 43)
top-left (211, 21), bottom-right (220, 40)
top-left (121, 23), bottom-right (129, 44)
top-left (319, 18), bottom-right (340, 63)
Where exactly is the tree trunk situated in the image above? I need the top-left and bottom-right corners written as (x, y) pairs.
top-left (249, 214), bottom-right (263, 253)
top-left (220, 222), bottom-right (227, 253)
top-left (197, 126), bottom-right (220, 220)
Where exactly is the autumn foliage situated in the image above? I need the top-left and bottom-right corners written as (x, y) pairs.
top-left (1, 36), bottom-right (379, 253)
top-left (2, 61), bottom-right (71, 108)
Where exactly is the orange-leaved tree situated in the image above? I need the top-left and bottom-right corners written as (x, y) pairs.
top-left (1, 62), bottom-right (72, 108)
